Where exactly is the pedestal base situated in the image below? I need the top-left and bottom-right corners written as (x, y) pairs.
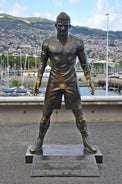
top-left (31, 154), bottom-right (100, 177)
top-left (25, 144), bottom-right (103, 164)
top-left (25, 144), bottom-right (102, 177)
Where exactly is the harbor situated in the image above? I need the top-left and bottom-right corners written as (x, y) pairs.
top-left (0, 72), bottom-right (122, 96)
top-left (97, 78), bottom-right (122, 93)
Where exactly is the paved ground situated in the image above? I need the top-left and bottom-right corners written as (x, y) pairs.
top-left (0, 121), bottom-right (122, 184)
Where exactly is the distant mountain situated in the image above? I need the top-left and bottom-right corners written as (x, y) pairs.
top-left (0, 13), bottom-right (122, 39)
top-left (0, 13), bottom-right (121, 62)
top-left (0, 13), bottom-right (54, 23)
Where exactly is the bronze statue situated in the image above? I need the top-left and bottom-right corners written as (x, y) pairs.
top-left (30, 12), bottom-right (97, 154)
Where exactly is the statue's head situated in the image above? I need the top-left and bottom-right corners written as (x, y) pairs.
top-left (56, 12), bottom-right (71, 25)
top-left (55, 12), bottom-right (71, 37)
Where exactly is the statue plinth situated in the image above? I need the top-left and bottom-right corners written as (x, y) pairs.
top-left (25, 144), bottom-right (103, 177)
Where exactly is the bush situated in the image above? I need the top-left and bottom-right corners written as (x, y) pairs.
top-left (10, 80), bottom-right (21, 88)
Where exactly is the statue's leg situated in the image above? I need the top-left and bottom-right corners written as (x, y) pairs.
top-left (65, 85), bottom-right (97, 153)
top-left (30, 113), bottom-right (51, 154)
top-left (30, 83), bottom-right (60, 154)
top-left (75, 109), bottom-right (97, 153)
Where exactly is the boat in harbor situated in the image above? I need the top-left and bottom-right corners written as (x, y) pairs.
top-left (1, 86), bottom-right (27, 96)
top-left (2, 87), bottom-right (15, 93)
top-left (15, 88), bottom-right (27, 94)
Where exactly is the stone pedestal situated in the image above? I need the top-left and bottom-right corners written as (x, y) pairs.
top-left (25, 144), bottom-right (103, 177)
top-left (25, 144), bottom-right (103, 164)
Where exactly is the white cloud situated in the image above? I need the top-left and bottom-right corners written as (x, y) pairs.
top-left (45, 13), bottom-right (53, 20)
top-left (68, 0), bottom-right (81, 3)
top-left (71, 20), bottom-right (81, 26)
top-left (33, 12), bottom-right (53, 20)
top-left (88, 12), bottom-right (122, 31)
top-left (52, 0), bottom-right (63, 7)
top-left (8, 3), bottom-right (29, 17)
top-left (88, 13), bottom-right (105, 30)
top-left (97, 0), bottom-right (106, 10)
top-left (33, 12), bottom-right (41, 17)
top-left (109, 13), bottom-right (122, 31)
top-left (87, 0), bottom-right (122, 31)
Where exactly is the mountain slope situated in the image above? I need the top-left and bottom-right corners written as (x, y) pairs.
top-left (0, 13), bottom-right (122, 39)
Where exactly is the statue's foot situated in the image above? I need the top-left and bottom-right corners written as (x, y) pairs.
top-left (82, 136), bottom-right (97, 153)
top-left (84, 143), bottom-right (97, 153)
top-left (30, 138), bottom-right (43, 154)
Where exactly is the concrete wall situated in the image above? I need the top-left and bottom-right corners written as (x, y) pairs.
top-left (0, 96), bottom-right (122, 123)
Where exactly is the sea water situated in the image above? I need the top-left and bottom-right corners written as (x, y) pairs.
top-left (40, 86), bottom-right (121, 96)
top-left (79, 87), bottom-right (121, 96)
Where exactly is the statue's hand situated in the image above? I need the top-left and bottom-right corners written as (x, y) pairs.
top-left (33, 78), bottom-right (41, 96)
top-left (87, 79), bottom-right (95, 95)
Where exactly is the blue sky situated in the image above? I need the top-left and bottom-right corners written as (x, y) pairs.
top-left (0, 0), bottom-right (122, 31)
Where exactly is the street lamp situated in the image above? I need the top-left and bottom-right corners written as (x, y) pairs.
top-left (0, 53), bottom-right (3, 81)
top-left (106, 13), bottom-right (109, 96)
top-left (33, 54), bottom-right (38, 69)
top-left (6, 52), bottom-right (10, 87)
top-left (24, 53), bottom-right (28, 70)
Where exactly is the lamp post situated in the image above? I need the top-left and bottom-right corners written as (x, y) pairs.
top-left (0, 53), bottom-right (3, 82)
top-left (6, 52), bottom-right (9, 87)
top-left (106, 13), bottom-right (109, 96)
top-left (33, 54), bottom-right (38, 69)
top-left (24, 53), bottom-right (28, 71)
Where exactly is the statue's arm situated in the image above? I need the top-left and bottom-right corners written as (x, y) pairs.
top-left (77, 40), bottom-right (95, 95)
top-left (34, 40), bottom-right (49, 95)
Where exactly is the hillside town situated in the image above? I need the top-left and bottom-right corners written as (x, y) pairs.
top-left (0, 14), bottom-right (121, 64)
top-left (0, 14), bottom-right (122, 96)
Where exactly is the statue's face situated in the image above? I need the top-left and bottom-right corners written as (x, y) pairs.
top-left (56, 20), bottom-right (70, 36)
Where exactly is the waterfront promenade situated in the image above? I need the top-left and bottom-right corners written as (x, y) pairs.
top-left (0, 96), bottom-right (122, 123)
top-left (0, 95), bottom-right (122, 183)
top-left (0, 121), bottom-right (122, 184)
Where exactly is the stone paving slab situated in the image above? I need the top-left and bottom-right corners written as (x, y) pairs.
top-left (0, 121), bottom-right (122, 184)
